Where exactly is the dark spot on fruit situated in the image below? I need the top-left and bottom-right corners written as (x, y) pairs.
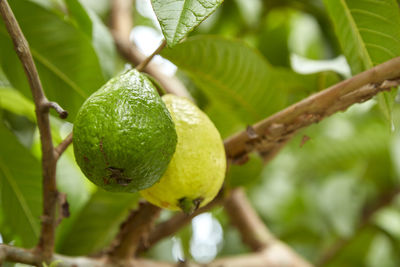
top-left (116, 178), bottom-right (132, 186)
top-left (83, 156), bottom-right (89, 163)
top-left (106, 167), bottom-right (131, 186)
top-left (193, 197), bottom-right (204, 210)
top-left (106, 166), bottom-right (124, 178)
top-left (161, 201), bottom-right (170, 208)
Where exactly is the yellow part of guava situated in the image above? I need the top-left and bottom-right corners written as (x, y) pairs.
top-left (140, 94), bottom-right (226, 212)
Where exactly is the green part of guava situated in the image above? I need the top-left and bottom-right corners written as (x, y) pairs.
top-left (73, 69), bottom-right (177, 192)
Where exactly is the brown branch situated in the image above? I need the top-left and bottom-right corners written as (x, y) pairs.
top-left (137, 190), bottom-right (225, 254)
top-left (224, 188), bottom-right (313, 266)
top-left (0, 243), bottom-right (311, 267)
top-left (224, 188), bottom-right (275, 251)
top-left (205, 248), bottom-right (308, 267)
top-left (136, 40), bottom-right (167, 72)
top-left (224, 57), bottom-right (400, 164)
top-left (111, 0), bottom-right (191, 98)
top-left (315, 187), bottom-right (400, 266)
top-left (108, 202), bottom-right (161, 262)
top-left (0, 0), bottom-right (64, 261)
top-left (54, 132), bottom-right (73, 161)
top-left (138, 189), bottom-right (312, 265)
top-left (45, 101), bottom-right (68, 119)
top-left (0, 245), bottom-right (40, 266)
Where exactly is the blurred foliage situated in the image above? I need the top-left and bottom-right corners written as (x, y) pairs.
top-left (1, 0), bottom-right (400, 266)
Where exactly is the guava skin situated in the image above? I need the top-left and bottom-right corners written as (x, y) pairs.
top-left (140, 95), bottom-right (226, 212)
top-left (73, 70), bottom-right (177, 192)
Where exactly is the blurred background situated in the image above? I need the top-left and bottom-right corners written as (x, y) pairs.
top-left (1, 0), bottom-right (400, 266)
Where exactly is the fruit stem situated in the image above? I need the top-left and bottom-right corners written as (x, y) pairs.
top-left (178, 197), bottom-right (204, 215)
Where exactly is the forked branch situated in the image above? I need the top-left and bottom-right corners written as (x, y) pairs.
top-left (108, 202), bottom-right (161, 262)
top-left (225, 188), bottom-right (313, 266)
top-left (0, 0), bottom-right (67, 261)
top-left (55, 132), bottom-right (73, 161)
top-left (225, 58), bottom-right (400, 164)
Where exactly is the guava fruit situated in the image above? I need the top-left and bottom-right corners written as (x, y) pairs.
top-left (73, 70), bottom-right (177, 192)
top-left (140, 95), bottom-right (226, 213)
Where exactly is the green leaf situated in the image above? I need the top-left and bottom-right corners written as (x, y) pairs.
top-left (375, 208), bottom-right (400, 240)
top-left (162, 36), bottom-right (333, 125)
top-left (204, 101), bottom-right (244, 138)
top-left (0, 0), bottom-right (106, 120)
top-left (56, 149), bottom-right (92, 214)
top-left (0, 87), bottom-right (93, 248)
top-left (66, 0), bottom-right (117, 79)
top-left (378, 89), bottom-right (398, 123)
top-left (367, 234), bottom-right (398, 267)
top-left (56, 189), bottom-right (139, 255)
top-left (0, 87), bottom-right (35, 121)
top-left (296, 119), bottom-right (391, 178)
top-left (162, 36), bottom-right (280, 124)
top-left (258, 9), bottom-right (291, 67)
top-left (151, 0), bottom-right (223, 46)
top-left (0, 67), bottom-right (10, 87)
top-left (0, 123), bottom-right (42, 247)
top-left (88, 10), bottom-right (118, 79)
top-left (53, 143), bottom-right (94, 253)
top-left (65, 0), bottom-right (93, 37)
top-left (226, 153), bottom-right (263, 188)
top-left (318, 174), bottom-right (367, 237)
top-left (321, 0), bottom-right (400, 125)
top-left (324, 0), bottom-right (400, 74)
top-left (0, 86), bottom-right (91, 215)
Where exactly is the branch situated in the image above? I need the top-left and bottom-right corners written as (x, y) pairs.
top-left (137, 190), bottom-right (225, 254)
top-left (54, 132), bottom-right (73, 161)
top-left (205, 248), bottom-right (309, 267)
top-left (111, 0), bottom-right (191, 98)
top-left (0, 245), bottom-right (39, 266)
top-left (0, 243), bottom-right (309, 267)
top-left (0, 0), bottom-right (65, 261)
top-left (138, 189), bottom-right (313, 265)
top-left (315, 187), bottom-right (400, 266)
top-left (136, 40), bottom-right (167, 72)
top-left (45, 101), bottom-right (68, 119)
top-left (224, 188), bottom-right (313, 266)
top-left (107, 202), bottom-right (161, 262)
top-left (224, 188), bottom-right (274, 251)
top-left (224, 57), bottom-right (400, 164)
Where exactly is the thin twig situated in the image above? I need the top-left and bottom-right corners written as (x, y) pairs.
top-left (315, 187), bottom-right (400, 266)
top-left (224, 57), bottom-right (400, 164)
top-left (108, 202), bottom-right (161, 262)
top-left (136, 40), bottom-right (167, 72)
top-left (0, 0), bottom-right (64, 261)
top-left (54, 132), bottom-right (73, 161)
top-left (45, 101), bottom-right (68, 119)
top-left (111, 0), bottom-right (191, 98)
